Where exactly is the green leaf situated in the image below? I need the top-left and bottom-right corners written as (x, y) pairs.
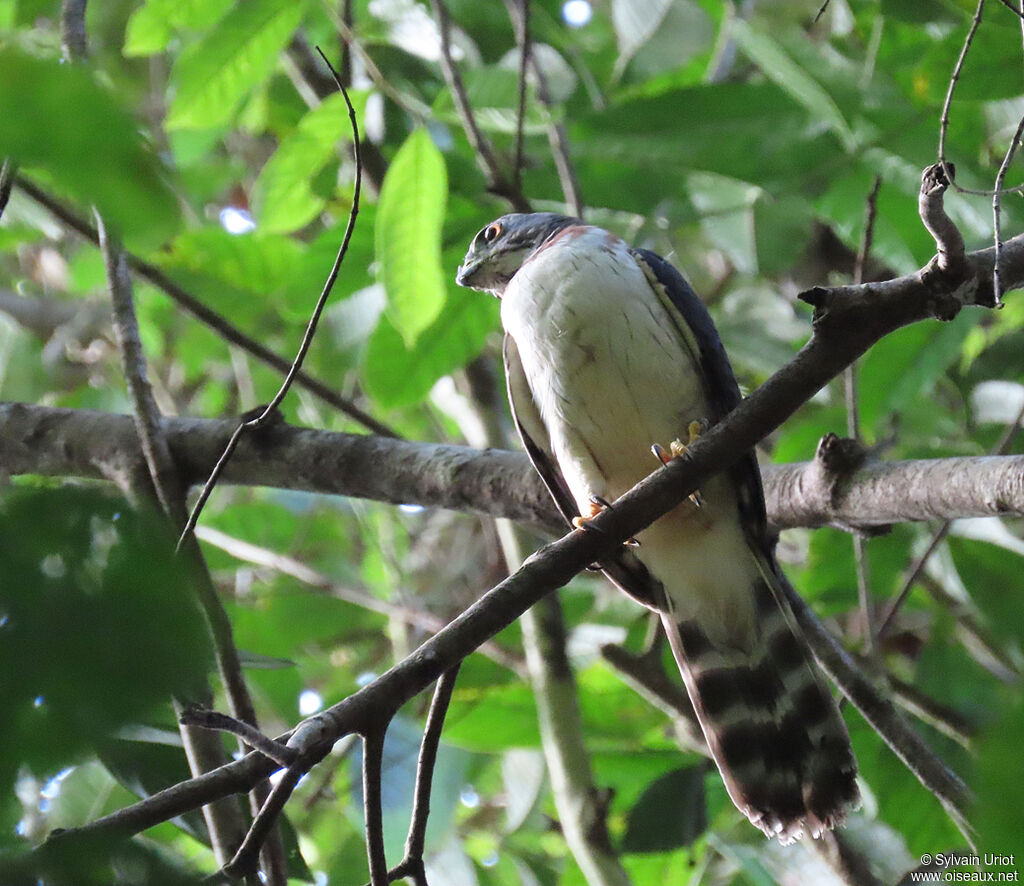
top-left (0, 47), bottom-right (180, 249)
top-left (166, 0), bottom-right (307, 130)
top-left (362, 284), bottom-right (496, 408)
top-left (730, 19), bottom-right (855, 150)
top-left (443, 683), bottom-right (542, 750)
top-left (123, 0), bottom-right (234, 56)
top-left (253, 90), bottom-right (367, 233)
top-left (858, 312), bottom-right (975, 436)
top-left (753, 193), bottom-right (816, 276)
top-left (612, 0), bottom-right (672, 63)
top-left (375, 128), bottom-right (448, 345)
top-left (567, 83), bottom-right (838, 210)
top-left (974, 698), bottom-right (1024, 862)
top-left (622, 766), bottom-right (707, 853)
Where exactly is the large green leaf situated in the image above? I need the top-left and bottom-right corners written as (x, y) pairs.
top-left (858, 312), bottom-right (976, 436)
top-left (0, 48), bottom-right (180, 249)
top-left (568, 82), bottom-right (840, 206)
top-left (123, 0), bottom-right (234, 56)
top-left (730, 19), bottom-right (855, 150)
top-left (375, 128), bottom-right (449, 346)
top-left (166, 0), bottom-right (307, 130)
top-left (362, 284), bottom-right (497, 408)
top-left (621, 766), bottom-right (707, 853)
top-left (253, 90), bottom-right (368, 233)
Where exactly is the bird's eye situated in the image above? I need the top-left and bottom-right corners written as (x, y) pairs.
top-left (482, 222), bottom-right (502, 243)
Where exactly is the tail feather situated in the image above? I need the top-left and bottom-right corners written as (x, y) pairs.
top-left (663, 577), bottom-right (858, 843)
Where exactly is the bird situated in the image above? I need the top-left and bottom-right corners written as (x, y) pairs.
top-left (456, 212), bottom-right (859, 843)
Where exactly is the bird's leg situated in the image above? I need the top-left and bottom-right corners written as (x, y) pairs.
top-left (572, 494), bottom-right (640, 547)
top-left (651, 420), bottom-right (706, 507)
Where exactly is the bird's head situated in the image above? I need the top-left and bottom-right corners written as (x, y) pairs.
top-left (456, 212), bottom-right (580, 296)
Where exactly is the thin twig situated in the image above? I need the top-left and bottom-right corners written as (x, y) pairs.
top-left (939, 0), bottom-right (1024, 198)
top-left (179, 708), bottom-right (298, 767)
top-left (404, 666), bottom-right (461, 873)
top-left (13, 176), bottom-right (398, 438)
top-left (178, 49), bottom-right (362, 549)
top-left (846, 175), bottom-right (881, 652)
top-left (992, 111), bottom-right (1024, 306)
top-left (511, 0), bottom-right (530, 199)
top-left (430, 0), bottom-right (529, 210)
top-left (995, 0), bottom-right (1024, 19)
top-left (222, 765), bottom-right (304, 880)
top-left (362, 729), bottom-right (390, 886)
top-left (501, 0), bottom-right (586, 219)
top-left (97, 214), bottom-right (186, 519)
top-left (98, 181), bottom-right (286, 886)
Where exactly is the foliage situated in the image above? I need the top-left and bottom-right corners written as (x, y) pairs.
top-left (0, 0), bottom-right (1023, 884)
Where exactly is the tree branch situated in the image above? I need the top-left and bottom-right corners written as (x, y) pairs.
top-left (5, 403), bottom-right (1024, 531)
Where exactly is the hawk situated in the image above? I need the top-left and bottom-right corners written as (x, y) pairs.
top-left (456, 212), bottom-right (858, 842)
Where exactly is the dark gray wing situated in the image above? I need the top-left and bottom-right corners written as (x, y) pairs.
top-left (503, 333), bottom-right (665, 610)
top-left (503, 333), bottom-right (579, 526)
top-left (630, 247), bottom-right (772, 556)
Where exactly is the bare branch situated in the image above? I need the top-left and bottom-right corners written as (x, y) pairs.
top-left (7, 403), bottom-right (1024, 530)
top-left (59, 0), bottom-right (87, 61)
top-left (877, 397), bottom-right (1024, 640)
top-left (992, 111), bottom-right (1024, 305)
top-left (362, 729), bottom-right (390, 886)
top-left (510, 0), bottom-right (529, 199)
top-left (939, 0), bottom-right (1024, 199)
top-left (97, 215), bottom-right (186, 518)
top-left (600, 641), bottom-right (705, 752)
top-left (520, 594), bottom-right (631, 886)
top-left (847, 175), bottom-right (882, 652)
top-left (919, 164), bottom-right (967, 275)
top-left (180, 708), bottom-right (298, 768)
top-left (404, 667), bottom-right (461, 865)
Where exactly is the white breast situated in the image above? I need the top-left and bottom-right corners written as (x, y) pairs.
top-left (502, 228), bottom-right (705, 502)
top-left (502, 226), bottom-right (761, 641)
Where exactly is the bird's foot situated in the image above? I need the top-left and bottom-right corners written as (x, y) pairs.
top-left (651, 420), bottom-right (706, 507)
top-left (572, 495), bottom-right (640, 547)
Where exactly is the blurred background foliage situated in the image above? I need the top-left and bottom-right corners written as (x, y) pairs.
top-left (1, 0), bottom-right (1023, 883)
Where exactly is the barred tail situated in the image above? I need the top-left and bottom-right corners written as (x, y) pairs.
top-left (662, 577), bottom-right (859, 843)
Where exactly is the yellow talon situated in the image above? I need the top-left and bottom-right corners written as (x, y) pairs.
top-left (573, 497), bottom-right (640, 547)
top-left (653, 420), bottom-right (706, 507)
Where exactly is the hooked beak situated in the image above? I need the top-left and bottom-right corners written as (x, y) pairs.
top-left (455, 258), bottom-right (482, 288)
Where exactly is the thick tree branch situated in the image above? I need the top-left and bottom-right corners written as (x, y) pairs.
top-left (4, 403), bottom-right (1024, 531)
